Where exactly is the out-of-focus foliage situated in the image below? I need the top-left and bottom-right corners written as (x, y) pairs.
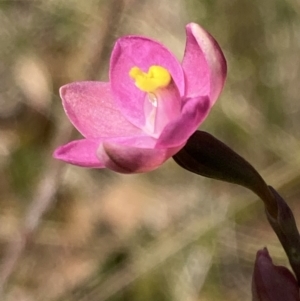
top-left (0, 0), bottom-right (300, 300)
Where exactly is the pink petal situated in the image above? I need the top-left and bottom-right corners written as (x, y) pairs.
top-left (142, 82), bottom-right (182, 138)
top-left (60, 82), bottom-right (143, 138)
top-left (156, 96), bottom-right (210, 148)
top-left (53, 139), bottom-right (104, 168)
top-left (109, 36), bottom-right (185, 129)
top-left (182, 23), bottom-right (227, 104)
top-left (252, 248), bottom-right (300, 301)
top-left (97, 136), bottom-right (183, 173)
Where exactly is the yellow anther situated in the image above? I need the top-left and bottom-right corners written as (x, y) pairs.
top-left (129, 65), bottom-right (171, 93)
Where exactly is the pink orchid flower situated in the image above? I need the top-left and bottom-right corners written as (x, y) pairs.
top-left (53, 23), bottom-right (226, 173)
top-left (252, 248), bottom-right (300, 301)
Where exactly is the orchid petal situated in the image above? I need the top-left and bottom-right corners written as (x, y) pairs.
top-left (60, 82), bottom-right (143, 138)
top-left (97, 136), bottom-right (183, 173)
top-left (143, 82), bottom-right (181, 138)
top-left (53, 139), bottom-right (104, 168)
top-left (252, 248), bottom-right (300, 301)
top-left (110, 36), bottom-right (185, 129)
top-left (182, 23), bottom-right (227, 104)
top-left (156, 96), bottom-right (210, 148)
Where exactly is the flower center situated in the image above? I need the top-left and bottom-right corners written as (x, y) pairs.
top-left (129, 65), bottom-right (171, 93)
top-left (129, 65), bottom-right (178, 138)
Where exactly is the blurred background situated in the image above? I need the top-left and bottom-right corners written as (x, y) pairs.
top-left (1, 0), bottom-right (300, 300)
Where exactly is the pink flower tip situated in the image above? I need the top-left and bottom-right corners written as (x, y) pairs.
top-left (53, 23), bottom-right (227, 173)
